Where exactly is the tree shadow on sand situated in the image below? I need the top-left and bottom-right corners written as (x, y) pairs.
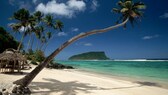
top-left (29, 78), bottom-right (109, 95)
top-left (134, 81), bottom-right (162, 87)
top-left (29, 78), bottom-right (162, 95)
top-left (110, 81), bottom-right (162, 90)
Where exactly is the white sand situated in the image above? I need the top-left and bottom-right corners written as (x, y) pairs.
top-left (0, 66), bottom-right (168, 95)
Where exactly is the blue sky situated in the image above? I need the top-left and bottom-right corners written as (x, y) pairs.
top-left (0, 0), bottom-right (168, 60)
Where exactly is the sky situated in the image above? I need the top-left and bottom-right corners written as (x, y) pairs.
top-left (0, 0), bottom-right (168, 60)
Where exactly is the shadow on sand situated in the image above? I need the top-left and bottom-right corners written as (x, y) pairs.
top-left (134, 81), bottom-right (162, 87)
top-left (29, 78), bottom-right (162, 95)
top-left (110, 81), bottom-right (162, 90)
top-left (0, 71), bottom-right (29, 75)
top-left (29, 78), bottom-right (108, 95)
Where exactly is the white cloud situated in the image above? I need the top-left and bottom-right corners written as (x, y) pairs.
top-left (142, 35), bottom-right (159, 40)
top-left (32, 0), bottom-right (37, 4)
top-left (9, 0), bottom-right (15, 5)
top-left (71, 27), bottom-right (79, 32)
top-left (35, 0), bottom-right (86, 18)
top-left (19, 27), bottom-right (25, 32)
top-left (67, 0), bottom-right (86, 11)
top-left (76, 42), bottom-right (93, 46)
top-left (57, 32), bottom-right (67, 36)
top-left (160, 13), bottom-right (168, 19)
top-left (91, 0), bottom-right (99, 12)
top-left (9, 0), bottom-right (32, 10)
top-left (8, 23), bottom-right (25, 32)
top-left (84, 43), bottom-right (92, 46)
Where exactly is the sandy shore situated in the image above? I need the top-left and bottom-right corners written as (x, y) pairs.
top-left (0, 66), bottom-right (168, 95)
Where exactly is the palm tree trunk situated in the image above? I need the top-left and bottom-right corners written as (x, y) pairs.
top-left (36, 39), bottom-right (40, 50)
top-left (30, 35), bottom-right (35, 50)
top-left (26, 34), bottom-right (32, 51)
top-left (13, 18), bottom-right (129, 88)
top-left (43, 32), bottom-right (57, 52)
top-left (39, 43), bottom-right (45, 50)
top-left (17, 33), bottom-right (24, 51)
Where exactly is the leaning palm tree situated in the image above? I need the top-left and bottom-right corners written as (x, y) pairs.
top-left (12, 0), bottom-right (146, 93)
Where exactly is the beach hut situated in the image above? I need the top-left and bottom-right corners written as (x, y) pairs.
top-left (0, 48), bottom-right (27, 73)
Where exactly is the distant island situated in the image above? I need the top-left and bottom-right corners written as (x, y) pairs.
top-left (68, 51), bottom-right (109, 60)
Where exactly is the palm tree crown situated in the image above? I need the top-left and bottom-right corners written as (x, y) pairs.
top-left (54, 20), bottom-right (64, 31)
top-left (113, 0), bottom-right (146, 27)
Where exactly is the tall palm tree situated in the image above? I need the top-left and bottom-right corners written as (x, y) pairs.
top-left (34, 26), bottom-right (44, 50)
top-left (54, 20), bottom-right (64, 31)
top-left (43, 14), bottom-right (53, 27)
top-left (12, 0), bottom-right (146, 92)
top-left (26, 15), bottom-right (38, 51)
top-left (34, 11), bottom-right (44, 23)
top-left (39, 36), bottom-right (47, 50)
top-left (43, 31), bottom-right (52, 51)
top-left (10, 8), bottom-right (31, 51)
top-left (43, 20), bottom-right (64, 51)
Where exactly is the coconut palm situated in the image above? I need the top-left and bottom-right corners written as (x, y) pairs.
top-left (39, 36), bottom-right (47, 50)
top-left (12, 0), bottom-right (146, 92)
top-left (113, 0), bottom-right (146, 27)
top-left (43, 14), bottom-right (53, 27)
top-left (43, 20), bottom-right (64, 51)
top-left (10, 8), bottom-right (31, 51)
top-left (43, 32), bottom-right (52, 51)
top-left (26, 17), bottom-right (38, 51)
top-left (34, 11), bottom-right (44, 23)
top-left (54, 20), bottom-right (64, 31)
top-left (34, 26), bottom-right (44, 50)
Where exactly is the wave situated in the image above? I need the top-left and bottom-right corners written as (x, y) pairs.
top-left (114, 59), bottom-right (168, 62)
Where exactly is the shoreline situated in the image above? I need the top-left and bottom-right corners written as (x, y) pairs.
top-left (74, 68), bottom-right (168, 89)
top-left (0, 66), bottom-right (168, 95)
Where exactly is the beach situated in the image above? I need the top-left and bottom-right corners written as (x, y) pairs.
top-left (0, 65), bottom-right (168, 95)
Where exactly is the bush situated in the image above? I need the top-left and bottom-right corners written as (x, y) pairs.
top-left (31, 61), bottom-right (38, 65)
top-left (26, 50), bottom-right (45, 64)
top-left (34, 50), bottom-right (45, 62)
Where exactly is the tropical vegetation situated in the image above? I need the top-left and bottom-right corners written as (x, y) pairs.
top-left (0, 27), bottom-right (20, 53)
top-left (10, 8), bottom-right (63, 51)
top-left (7, 0), bottom-right (146, 94)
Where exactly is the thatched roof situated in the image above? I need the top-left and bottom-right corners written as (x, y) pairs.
top-left (0, 48), bottom-right (26, 61)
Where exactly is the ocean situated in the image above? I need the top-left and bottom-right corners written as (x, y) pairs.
top-left (57, 60), bottom-right (168, 87)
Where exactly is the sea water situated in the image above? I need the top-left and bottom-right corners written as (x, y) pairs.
top-left (57, 60), bottom-right (168, 86)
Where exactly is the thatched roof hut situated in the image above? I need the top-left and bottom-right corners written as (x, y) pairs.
top-left (0, 48), bottom-right (27, 73)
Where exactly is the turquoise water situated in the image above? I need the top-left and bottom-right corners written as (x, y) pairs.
top-left (57, 60), bottom-right (168, 82)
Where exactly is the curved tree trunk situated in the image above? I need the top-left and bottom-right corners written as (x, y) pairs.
top-left (13, 18), bottom-right (129, 88)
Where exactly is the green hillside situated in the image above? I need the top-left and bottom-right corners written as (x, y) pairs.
top-left (69, 51), bottom-right (109, 60)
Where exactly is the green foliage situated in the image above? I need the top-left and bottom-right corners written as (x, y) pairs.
top-left (10, 8), bottom-right (64, 51)
top-left (112, 0), bottom-right (146, 28)
top-left (0, 26), bottom-right (20, 53)
top-left (26, 50), bottom-right (45, 63)
top-left (69, 51), bottom-right (109, 60)
top-left (31, 61), bottom-right (38, 65)
top-left (34, 50), bottom-right (45, 62)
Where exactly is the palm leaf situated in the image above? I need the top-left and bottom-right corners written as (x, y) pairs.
top-left (120, 8), bottom-right (129, 13)
top-left (133, 2), bottom-right (146, 9)
top-left (112, 8), bottom-right (120, 13)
